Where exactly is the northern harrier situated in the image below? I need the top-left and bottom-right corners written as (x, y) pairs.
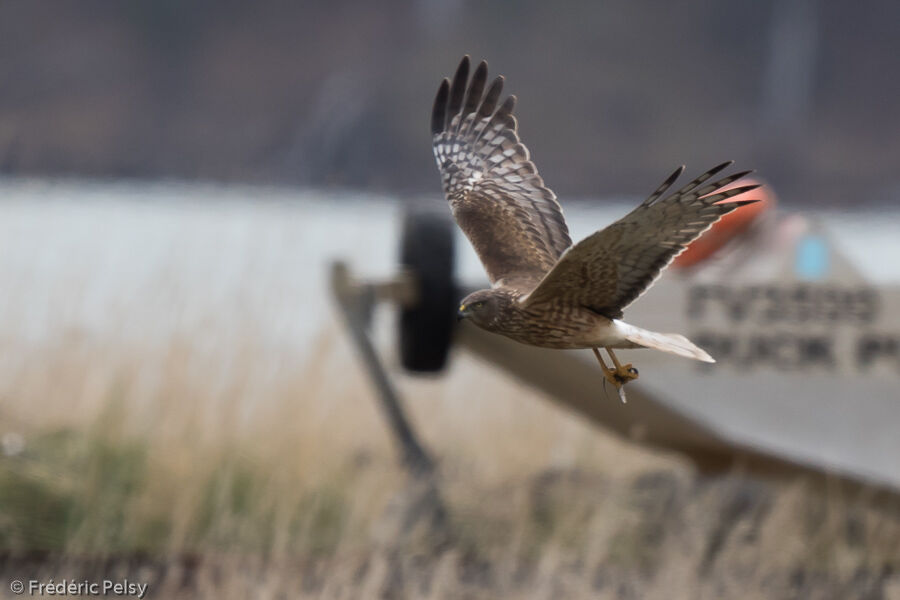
top-left (431, 56), bottom-right (758, 400)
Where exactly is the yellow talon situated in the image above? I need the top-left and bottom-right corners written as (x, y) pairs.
top-left (593, 347), bottom-right (639, 403)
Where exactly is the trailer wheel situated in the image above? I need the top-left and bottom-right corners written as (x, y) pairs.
top-left (398, 209), bottom-right (457, 372)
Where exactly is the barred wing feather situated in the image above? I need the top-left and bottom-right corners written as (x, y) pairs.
top-left (432, 56), bottom-right (571, 291)
top-left (522, 162), bottom-right (759, 318)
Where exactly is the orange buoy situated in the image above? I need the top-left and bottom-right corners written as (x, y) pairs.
top-left (673, 177), bottom-right (775, 269)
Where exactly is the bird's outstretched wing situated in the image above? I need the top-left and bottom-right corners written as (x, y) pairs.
top-left (521, 162), bottom-right (759, 318)
top-left (432, 56), bottom-right (571, 290)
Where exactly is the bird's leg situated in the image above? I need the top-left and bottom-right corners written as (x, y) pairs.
top-left (591, 348), bottom-right (628, 404)
top-left (592, 347), bottom-right (617, 382)
top-left (606, 348), bottom-right (639, 383)
top-left (592, 348), bottom-right (631, 403)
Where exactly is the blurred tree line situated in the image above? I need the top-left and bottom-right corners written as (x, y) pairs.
top-left (0, 0), bottom-right (897, 206)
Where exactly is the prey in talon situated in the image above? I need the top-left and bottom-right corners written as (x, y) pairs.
top-left (592, 348), bottom-right (638, 403)
top-left (432, 57), bottom-right (757, 396)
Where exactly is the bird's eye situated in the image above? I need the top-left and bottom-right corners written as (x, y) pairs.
top-left (473, 301), bottom-right (484, 309)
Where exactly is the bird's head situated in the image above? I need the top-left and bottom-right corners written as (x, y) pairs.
top-left (457, 290), bottom-right (504, 329)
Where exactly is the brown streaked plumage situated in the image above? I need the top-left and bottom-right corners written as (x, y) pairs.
top-left (433, 56), bottom-right (760, 397)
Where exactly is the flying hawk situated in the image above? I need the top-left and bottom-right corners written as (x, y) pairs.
top-left (431, 56), bottom-right (759, 400)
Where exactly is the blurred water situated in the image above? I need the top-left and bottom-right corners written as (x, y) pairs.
top-left (0, 177), bottom-right (897, 354)
top-left (0, 179), bottom-right (401, 354)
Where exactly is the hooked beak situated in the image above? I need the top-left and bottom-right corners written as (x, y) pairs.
top-left (457, 304), bottom-right (469, 321)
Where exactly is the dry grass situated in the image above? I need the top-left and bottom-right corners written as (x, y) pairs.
top-left (1, 317), bottom-right (899, 599)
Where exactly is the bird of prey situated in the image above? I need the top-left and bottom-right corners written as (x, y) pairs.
top-left (431, 56), bottom-right (758, 401)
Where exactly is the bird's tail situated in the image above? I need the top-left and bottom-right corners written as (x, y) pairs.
top-left (616, 321), bottom-right (715, 363)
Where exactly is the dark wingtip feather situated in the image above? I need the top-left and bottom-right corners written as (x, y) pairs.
top-left (700, 160), bottom-right (735, 181)
top-left (711, 160), bottom-right (735, 173)
top-left (726, 169), bottom-right (754, 183)
top-left (498, 94), bottom-right (516, 116)
top-left (489, 94), bottom-right (517, 129)
top-left (675, 160), bottom-right (740, 197)
top-left (713, 184), bottom-right (762, 205)
top-left (431, 78), bottom-right (449, 135)
top-left (643, 165), bottom-right (685, 206)
top-left (667, 165), bottom-right (686, 184)
top-left (477, 75), bottom-right (504, 118)
top-left (447, 56), bottom-right (470, 120)
top-left (463, 61), bottom-right (488, 116)
top-left (719, 198), bottom-right (762, 213)
top-left (729, 183), bottom-right (762, 195)
top-left (454, 55), bottom-right (471, 80)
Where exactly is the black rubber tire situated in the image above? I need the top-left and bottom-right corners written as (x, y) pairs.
top-left (398, 209), bottom-right (457, 373)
